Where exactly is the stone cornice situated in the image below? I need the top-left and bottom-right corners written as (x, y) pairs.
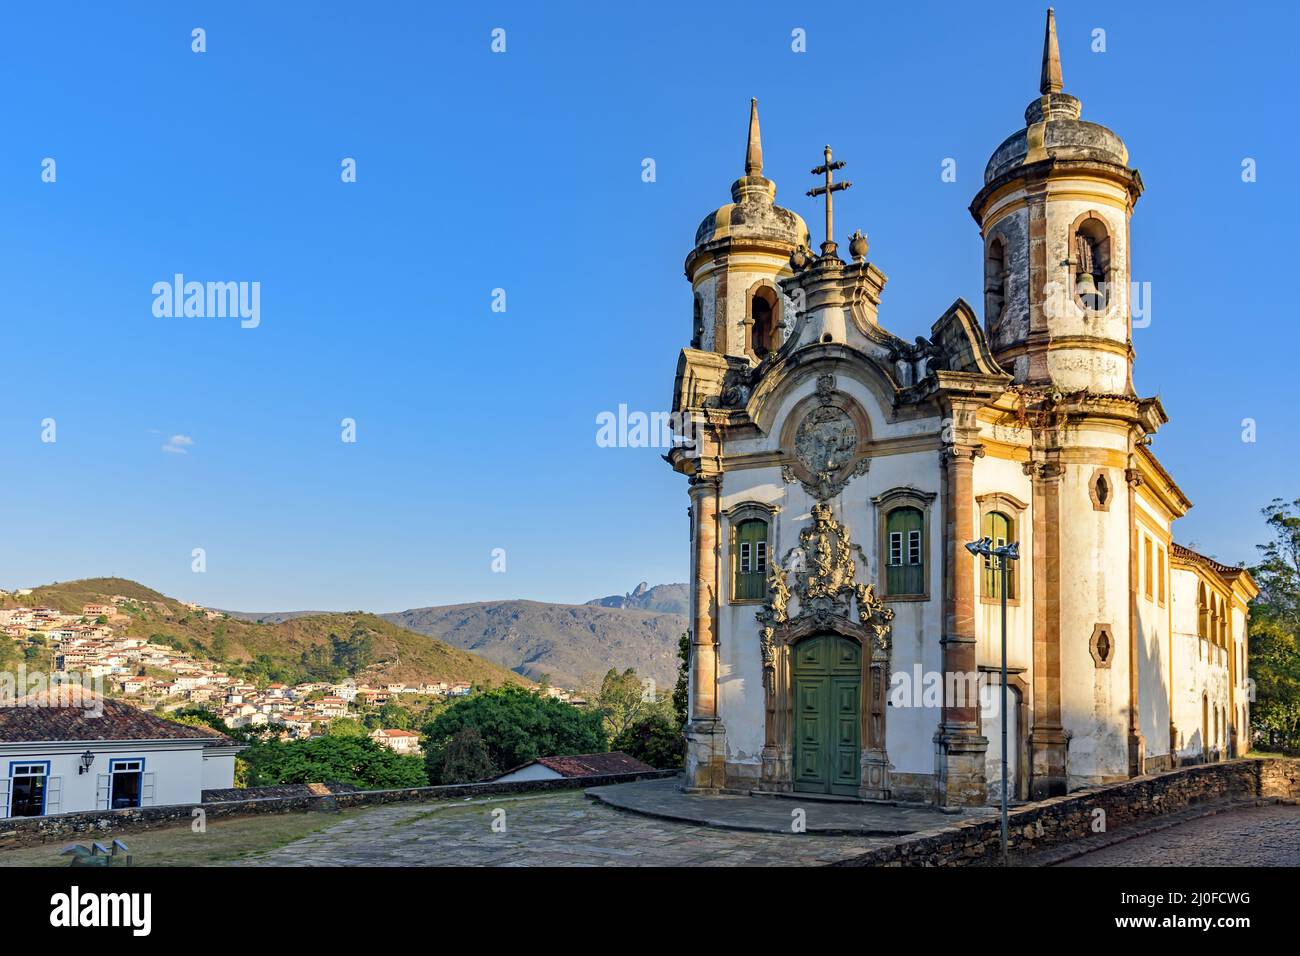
top-left (970, 157), bottom-right (1144, 225)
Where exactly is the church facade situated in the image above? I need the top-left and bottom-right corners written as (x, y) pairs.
top-left (665, 11), bottom-right (1257, 807)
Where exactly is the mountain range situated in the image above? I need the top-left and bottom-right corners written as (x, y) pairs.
top-left (3, 578), bottom-right (530, 690)
top-left (6, 577), bottom-right (689, 691)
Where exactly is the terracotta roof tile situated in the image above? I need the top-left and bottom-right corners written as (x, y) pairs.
top-left (0, 687), bottom-right (238, 746)
top-left (533, 752), bottom-right (655, 777)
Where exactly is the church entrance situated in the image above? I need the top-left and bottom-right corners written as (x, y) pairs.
top-left (792, 633), bottom-right (862, 796)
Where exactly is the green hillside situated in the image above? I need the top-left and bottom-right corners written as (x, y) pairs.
top-left (2, 578), bottom-right (530, 690)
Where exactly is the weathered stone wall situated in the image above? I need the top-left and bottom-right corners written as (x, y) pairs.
top-left (1259, 757), bottom-right (1300, 801)
top-left (0, 769), bottom-right (677, 850)
top-left (835, 757), bottom-right (1298, 867)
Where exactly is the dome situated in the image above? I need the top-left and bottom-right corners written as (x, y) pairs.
top-left (984, 99), bottom-right (1129, 184)
top-left (983, 10), bottom-right (1131, 186)
top-left (693, 188), bottom-right (811, 248)
top-left (692, 99), bottom-right (811, 251)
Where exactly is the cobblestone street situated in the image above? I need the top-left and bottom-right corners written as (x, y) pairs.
top-left (1057, 803), bottom-right (1300, 867)
top-left (237, 791), bottom-right (892, 866)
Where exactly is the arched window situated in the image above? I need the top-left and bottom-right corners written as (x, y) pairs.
top-left (884, 507), bottom-right (924, 596)
top-left (1202, 693), bottom-right (1209, 757)
top-left (1197, 583), bottom-right (1209, 641)
top-left (984, 237), bottom-right (1007, 331)
top-left (1073, 216), bottom-right (1111, 311)
top-left (981, 511), bottom-right (1015, 599)
top-left (691, 294), bottom-right (704, 349)
top-left (747, 286), bottom-right (781, 361)
top-left (733, 518), bottom-right (769, 601)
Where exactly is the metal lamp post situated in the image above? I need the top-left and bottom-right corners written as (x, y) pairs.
top-left (964, 534), bottom-right (1019, 866)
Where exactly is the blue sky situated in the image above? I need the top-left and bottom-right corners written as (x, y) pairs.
top-left (0, 1), bottom-right (1293, 611)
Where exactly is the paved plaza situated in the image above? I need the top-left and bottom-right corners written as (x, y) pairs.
top-left (236, 790), bottom-right (894, 866)
top-left (3, 779), bottom-right (1295, 867)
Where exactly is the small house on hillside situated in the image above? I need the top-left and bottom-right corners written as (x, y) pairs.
top-left (0, 687), bottom-right (242, 818)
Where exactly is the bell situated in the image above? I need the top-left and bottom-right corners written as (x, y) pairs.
top-left (1075, 271), bottom-right (1099, 299)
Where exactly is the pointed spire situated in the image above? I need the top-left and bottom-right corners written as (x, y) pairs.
top-left (1040, 8), bottom-right (1063, 94)
top-left (745, 98), bottom-right (763, 177)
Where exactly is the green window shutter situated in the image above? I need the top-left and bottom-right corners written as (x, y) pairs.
top-left (885, 508), bottom-right (923, 596)
top-left (982, 511), bottom-right (1013, 598)
top-left (734, 519), bottom-right (769, 600)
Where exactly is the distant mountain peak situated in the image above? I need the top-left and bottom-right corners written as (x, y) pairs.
top-left (584, 582), bottom-right (687, 616)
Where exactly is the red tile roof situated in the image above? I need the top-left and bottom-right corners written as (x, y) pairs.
top-left (530, 752), bottom-right (655, 778)
top-left (0, 687), bottom-right (239, 746)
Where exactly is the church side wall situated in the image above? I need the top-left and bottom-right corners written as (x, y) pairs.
top-left (1058, 454), bottom-right (1132, 786)
top-left (1134, 493), bottom-right (1174, 766)
top-left (1169, 568), bottom-right (1233, 762)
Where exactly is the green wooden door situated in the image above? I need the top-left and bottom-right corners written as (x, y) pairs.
top-left (792, 634), bottom-right (862, 796)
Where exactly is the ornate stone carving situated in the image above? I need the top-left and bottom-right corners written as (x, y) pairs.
top-left (755, 502), bottom-right (894, 661)
top-left (785, 376), bottom-right (871, 500)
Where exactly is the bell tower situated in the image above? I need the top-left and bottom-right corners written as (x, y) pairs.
top-left (684, 100), bottom-right (811, 365)
top-left (970, 8), bottom-right (1143, 394)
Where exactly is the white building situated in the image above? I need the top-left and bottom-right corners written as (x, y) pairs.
top-left (0, 688), bottom-right (242, 818)
top-left (368, 729), bottom-right (422, 756)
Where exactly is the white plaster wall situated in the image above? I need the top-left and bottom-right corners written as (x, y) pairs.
top-left (493, 764), bottom-right (563, 783)
top-left (714, 367), bottom-right (947, 778)
top-left (1, 743), bottom-right (211, 817)
top-left (200, 752), bottom-right (237, 792)
top-left (1169, 569), bottom-right (1234, 760)
top-left (1135, 545), bottom-right (1172, 760)
top-left (1056, 455), bottom-right (1132, 784)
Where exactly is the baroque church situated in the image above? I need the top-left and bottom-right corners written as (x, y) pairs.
top-left (665, 11), bottom-right (1257, 807)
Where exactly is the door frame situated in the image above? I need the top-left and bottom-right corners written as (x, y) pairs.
top-left (759, 615), bottom-right (892, 799)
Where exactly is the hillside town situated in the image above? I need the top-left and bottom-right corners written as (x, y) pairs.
top-left (0, 594), bottom-right (582, 753)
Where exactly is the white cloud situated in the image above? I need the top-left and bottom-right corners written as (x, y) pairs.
top-left (162, 434), bottom-right (194, 454)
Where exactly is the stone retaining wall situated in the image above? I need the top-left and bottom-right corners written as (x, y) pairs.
top-left (835, 756), bottom-right (1299, 867)
top-left (0, 769), bottom-right (678, 849)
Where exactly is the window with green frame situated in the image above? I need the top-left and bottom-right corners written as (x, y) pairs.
top-left (733, 518), bottom-right (768, 601)
top-left (982, 511), bottom-right (1015, 599)
top-left (885, 507), bottom-right (924, 595)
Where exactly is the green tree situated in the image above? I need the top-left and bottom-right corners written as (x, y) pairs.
top-left (594, 667), bottom-right (659, 739)
top-left (1250, 499), bottom-right (1300, 751)
top-left (378, 701), bottom-right (412, 729)
top-left (241, 735), bottom-right (427, 789)
top-left (440, 727), bottom-right (497, 783)
top-left (673, 632), bottom-right (689, 726)
top-left (422, 686), bottom-right (605, 784)
top-left (326, 717), bottom-right (369, 737)
top-left (611, 711), bottom-right (685, 769)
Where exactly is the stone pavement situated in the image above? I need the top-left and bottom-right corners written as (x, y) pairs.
top-left (587, 776), bottom-right (974, 834)
top-left (1054, 802), bottom-right (1300, 867)
top-left (236, 790), bottom-right (894, 866)
top-left (223, 783), bottom-right (1300, 868)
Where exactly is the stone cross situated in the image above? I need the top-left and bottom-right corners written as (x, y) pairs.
top-left (807, 145), bottom-right (852, 257)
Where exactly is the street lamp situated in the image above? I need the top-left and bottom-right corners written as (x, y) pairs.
top-left (78, 751), bottom-right (95, 775)
top-left (964, 534), bottom-right (1020, 866)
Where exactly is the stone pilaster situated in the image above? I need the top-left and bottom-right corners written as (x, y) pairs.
top-left (934, 437), bottom-right (988, 807)
top-left (1027, 458), bottom-right (1068, 797)
top-left (684, 472), bottom-right (726, 792)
